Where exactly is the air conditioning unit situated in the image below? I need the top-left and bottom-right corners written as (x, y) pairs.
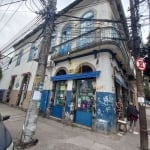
top-left (47, 60), bottom-right (55, 67)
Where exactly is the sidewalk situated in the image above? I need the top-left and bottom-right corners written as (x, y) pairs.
top-left (0, 103), bottom-right (142, 150)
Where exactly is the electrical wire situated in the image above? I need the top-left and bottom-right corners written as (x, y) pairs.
top-left (0, 15), bottom-right (42, 54)
top-left (1, 26), bottom-right (126, 67)
top-left (0, 1), bottom-right (24, 34)
top-left (0, 19), bottom-right (124, 57)
top-left (0, 0), bottom-right (26, 7)
top-left (0, 0), bottom-right (11, 22)
top-left (0, 9), bottom-right (35, 13)
top-left (0, 0), bottom-right (3, 5)
top-left (1, 21), bottom-right (45, 60)
top-left (25, 0), bottom-right (37, 13)
top-left (57, 14), bottom-right (121, 23)
top-left (58, 1), bottom-right (101, 14)
top-left (31, 0), bottom-right (41, 12)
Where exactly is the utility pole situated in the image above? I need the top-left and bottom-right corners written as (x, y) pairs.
top-left (129, 0), bottom-right (148, 149)
top-left (20, 0), bottom-right (57, 146)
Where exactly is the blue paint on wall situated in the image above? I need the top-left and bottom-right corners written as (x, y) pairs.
top-left (51, 105), bottom-right (63, 118)
top-left (40, 90), bottom-right (51, 113)
top-left (0, 89), bottom-right (5, 102)
top-left (74, 110), bottom-right (92, 127)
top-left (96, 92), bottom-right (116, 132)
top-left (65, 91), bottom-right (72, 113)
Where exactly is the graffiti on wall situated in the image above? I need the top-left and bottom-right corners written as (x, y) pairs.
top-left (96, 92), bottom-right (116, 132)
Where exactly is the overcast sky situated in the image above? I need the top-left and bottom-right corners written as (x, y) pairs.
top-left (0, 0), bottom-right (149, 51)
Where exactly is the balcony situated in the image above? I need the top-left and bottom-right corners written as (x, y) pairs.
top-left (51, 27), bottom-right (129, 62)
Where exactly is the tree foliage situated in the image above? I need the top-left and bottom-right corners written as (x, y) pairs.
top-left (144, 34), bottom-right (150, 76)
top-left (0, 67), bottom-right (2, 80)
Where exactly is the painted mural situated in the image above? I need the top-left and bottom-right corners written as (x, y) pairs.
top-left (96, 92), bottom-right (116, 132)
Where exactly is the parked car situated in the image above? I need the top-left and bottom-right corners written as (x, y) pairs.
top-left (0, 114), bottom-right (14, 150)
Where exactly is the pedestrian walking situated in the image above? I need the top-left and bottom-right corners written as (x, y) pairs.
top-left (127, 102), bottom-right (139, 134)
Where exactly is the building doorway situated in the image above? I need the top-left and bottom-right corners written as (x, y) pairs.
top-left (51, 69), bottom-right (67, 119)
top-left (16, 73), bottom-right (30, 106)
top-left (6, 75), bottom-right (16, 103)
top-left (74, 65), bottom-right (96, 127)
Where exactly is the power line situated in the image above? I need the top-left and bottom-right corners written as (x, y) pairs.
top-left (0, 9), bottom-right (34, 13)
top-left (0, 1), bottom-right (24, 33)
top-left (25, 0), bottom-right (37, 14)
top-left (57, 14), bottom-right (122, 23)
top-left (0, 0), bottom-right (26, 7)
top-left (0, 0), bottom-right (3, 5)
top-left (0, 1), bottom-right (11, 22)
top-left (0, 15), bottom-right (42, 54)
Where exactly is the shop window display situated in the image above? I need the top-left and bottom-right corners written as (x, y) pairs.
top-left (54, 81), bottom-right (66, 106)
top-left (76, 79), bottom-right (95, 112)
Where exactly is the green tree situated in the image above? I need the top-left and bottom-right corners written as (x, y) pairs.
top-left (0, 67), bottom-right (2, 80)
top-left (144, 34), bottom-right (150, 76)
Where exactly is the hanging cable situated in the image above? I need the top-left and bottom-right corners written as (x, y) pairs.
top-left (0, 1), bottom-right (24, 34)
top-left (0, 0), bottom-right (26, 7)
top-left (0, 0), bottom-right (11, 22)
top-left (0, 15), bottom-right (42, 54)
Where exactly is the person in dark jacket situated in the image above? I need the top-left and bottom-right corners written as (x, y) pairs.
top-left (127, 102), bottom-right (139, 134)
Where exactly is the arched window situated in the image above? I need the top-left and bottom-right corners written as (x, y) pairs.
top-left (50, 32), bottom-right (56, 48)
top-left (78, 65), bottom-right (93, 73)
top-left (16, 50), bottom-right (23, 66)
top-left (56, 69), bottom-right (66, 76)
top-left (28, 44), bottom-right (37, 61)
top-left (81, 12), bottom-right (94, 33)
top-left (79, 11), bottom-right (95, 47)
top-left (59, 25), bottom-right (72, 55)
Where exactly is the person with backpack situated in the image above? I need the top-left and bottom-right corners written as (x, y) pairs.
top-left (127, 102), bottom-right (139, 134)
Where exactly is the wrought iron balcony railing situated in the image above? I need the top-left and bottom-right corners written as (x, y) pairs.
top-left (51, 27), bottom-right (129, 62)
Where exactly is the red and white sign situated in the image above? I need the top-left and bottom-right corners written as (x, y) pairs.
top-left (135, 58), bottom-right (146, 71)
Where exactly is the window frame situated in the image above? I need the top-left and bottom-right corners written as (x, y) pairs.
top-left (16, 50), bottom-right (23, 66)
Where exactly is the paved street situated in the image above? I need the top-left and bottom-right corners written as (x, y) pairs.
top-left (0, 103), bottom-right (150, 150)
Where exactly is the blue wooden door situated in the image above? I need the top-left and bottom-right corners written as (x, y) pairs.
top-left (74, 110), bottom-right (92, 127)
top-left (40, 90), bottom-right (50, 113)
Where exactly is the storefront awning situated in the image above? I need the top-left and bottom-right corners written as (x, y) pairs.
top-left (51, 71), bottom-right (100, 81)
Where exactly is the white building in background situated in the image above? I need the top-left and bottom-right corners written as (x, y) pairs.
top-left (0, 27), bottom-right (42, 110)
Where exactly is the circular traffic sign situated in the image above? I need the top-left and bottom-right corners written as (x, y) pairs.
top-left (135, 58), bottom-right (146, 71)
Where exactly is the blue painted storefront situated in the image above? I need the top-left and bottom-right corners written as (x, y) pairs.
top-left (51, 91), bottom-right (72, 119)
top-left (96, 92), bottom-right (116, 132)
top-left (51, 71), bottom-right (100, 127)
top-left (51, 105), bottom-right (63, 118)
top-left (40, 89), bottom-right (116, 131)
top-left (74, 110), bottom-right (92, 127)
top-left (40, 90), bottom-right (51, 113)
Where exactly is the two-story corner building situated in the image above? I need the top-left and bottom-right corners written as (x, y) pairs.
top-left (0, 0), bottom-right (136, 133)
top-left (0, 27), bottom-right (42, 110)
top-left (43, 0), bottom-right (136, 133)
